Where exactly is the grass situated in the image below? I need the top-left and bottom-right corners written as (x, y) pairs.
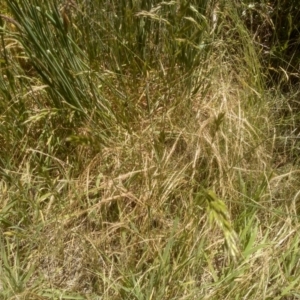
top-left (0, 0), bottom-right (300, 299)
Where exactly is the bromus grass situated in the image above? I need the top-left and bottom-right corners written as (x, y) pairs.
top-left (1, 0), bottom-right (300, 299)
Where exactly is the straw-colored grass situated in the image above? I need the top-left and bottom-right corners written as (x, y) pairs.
top-left (0, 1), bottom-right (300, 299)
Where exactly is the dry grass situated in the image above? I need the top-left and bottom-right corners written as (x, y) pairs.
top-left (1, 1), bottom-right (300, 299)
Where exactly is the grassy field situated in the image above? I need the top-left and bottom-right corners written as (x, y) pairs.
top-left (1, 0), bottom-right (300, 299)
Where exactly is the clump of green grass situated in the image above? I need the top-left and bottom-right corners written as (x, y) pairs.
top-left (0, 0), bottom-right (300, 299)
